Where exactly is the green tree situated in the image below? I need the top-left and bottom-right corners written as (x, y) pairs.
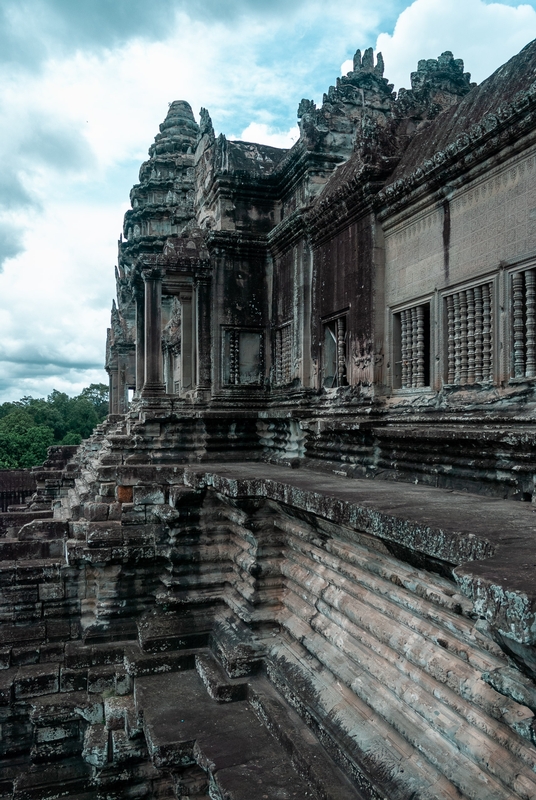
top-left (0, 383), bottom-right (109, 469)
top-left (0, 409), bottom-right (54, 469)
top-left (79, 383), bottom-right (109, 418)
top-left (65, 397), bottom-right (99, 440)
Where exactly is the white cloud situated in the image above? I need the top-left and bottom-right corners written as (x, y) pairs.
top-left (0, 199), bottom-right (120, 401)
top-left (233, 123), bottom-right (299, 148)
top-left (376, 0), bottom-right (536, 90)
top-left (0, 0), bottom-right (389, 401)
top-left (0, 1), bottom-right (535, 402)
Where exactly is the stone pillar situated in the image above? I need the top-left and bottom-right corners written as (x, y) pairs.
top-left (195, 277), bottom-right (212, 395)
top-left (180, 291), bottom-right (193, 391)
top-left (135, 289), bottom-right (145, 394)
top-left (142, 268), bottom-right (166, 396)
top-left (109, 366), bottom-right (119, 414)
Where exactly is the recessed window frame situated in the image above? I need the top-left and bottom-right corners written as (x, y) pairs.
top-left (221, 326), bottom-right (265, 387)
top-left (321, 310), bottom-right (349, 389)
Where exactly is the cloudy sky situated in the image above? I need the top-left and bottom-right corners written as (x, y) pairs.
top-left (1, 0), bottom-right (535, 402)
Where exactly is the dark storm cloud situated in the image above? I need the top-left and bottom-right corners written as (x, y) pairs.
top-left (0, 0), bottom-right (313, 69)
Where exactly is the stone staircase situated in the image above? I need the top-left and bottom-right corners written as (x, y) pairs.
top-left (257, 504), bottom-right (536, 800)
top-left (1, 412), bottom-right (536, 798)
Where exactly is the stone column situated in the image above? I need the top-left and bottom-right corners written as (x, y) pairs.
top-left (109, 366), bottom-right (119, 414)
top-left (142, 267), bottom-right (166, 396)
top-left (180, 291), bottom-right (193, 391)
top-left (135, 288), bottom-right (145, 394)
top-left (195, 277), bottom-right (212, 396)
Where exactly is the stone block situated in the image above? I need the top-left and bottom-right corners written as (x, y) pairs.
top-left (43, 598), bottom-right (80, 619)
top-left (0, 671), bottom-right (12, 705)
top-left (111, 728), bottom-right (146, 764)
top-left (12, 647), bottom-right (39, 666)
top-left (60, 667), bottom-right (88, 693)
top-left (116, 485), bottom-right (133, 504)
top-left (169, 485), bottom-right (201, 508)
top-left (0, 622), bottom-right (46, 647)
top-left (86, 524), bottom-right (122, 548)
top-left (121, 525), bottom-right (156, 546)
top-left (132, 484), bottom-right (165, 505)
top-left (31, 736), bottom-right (83, 762)
top-left (69, 521), bottom-right (88, 541)
top-left (87, 666), bottom-right (115, 694)
top-left (0, 585), bottom-right (39, 605)
top-left (107, 502), bottom-right (122, 521)
top-left (35, 721), bottom-right (79, 743)
top-left (115, 669), bottom-right (132, 696)
top-left (121, 504), bottom-right (146, 525)
top-left (195, 653), bottom-right (247, 702)
top-left (39, 644), bottom-right (64, 663)
top-left (14, 664), bottom-right (59, 699)
top-left (83, 503), bottom-right (109, 522)
top-left (46, 619), bottom-right (71, 641)
top-left (38, 582), bottom-right (65, 601)
top-left (104, 695), bottom-right (129, 730)
top-left (0, 649), bottom-right (10, 670)
top-left (82, 723), bottom-right (108, 768)
top-left (17, 562), bottom-right (61, 584)
top-left (99, 482), bottom-right (116, 498)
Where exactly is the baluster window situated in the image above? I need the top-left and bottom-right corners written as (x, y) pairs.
top-left (394, 303), bottom-right (430, 389)
top-left (222, 329), bottom-right (264, 385)
top-left (274, 324), bottom-right (292, 386)
top-left (511, 268), bottom-right (536, 379)
top-left (323, 316), bottom-right (347, 388)
top-left (445, 282), bottom-right (493, 384)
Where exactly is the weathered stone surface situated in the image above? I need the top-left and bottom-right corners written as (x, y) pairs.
top-left (3, 36), bottom-right (536, 800)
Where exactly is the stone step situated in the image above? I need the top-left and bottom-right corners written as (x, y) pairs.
top-left (210, 613), bottom-right (263, 678)
top-left (0, 511), bottom-right (53, 538)
top-left (194, 652), bottom-right (247, 702)
top-left (249, 676), bottom-right (366, 800)
top-left (30, 688), bottom-right (100, 714)
top-left (173, 764), bottom-right (209, 799)
top-left (272, 630), bottom-right (536, 800)
top-left (318, 594), bottom-right (533, 740)
top-left (283, 567), bottom-right (532, 740)
top-left (284, 536), bottom-right (527, 731)
top-left (64, 640), bottom-right (129, 669)
top-left (282, 518), bottom-right (471, 614)
top-left (0, 539), bottom-right (64, 561)
top-left (18, 520), bottom-right (69, 541)
top-left (137, 608), bottom-right (214, 653)
top-left (268, 637), bottom-right (471, 800)
top-left (135, 669), bottom-right (331, 799)
top-left (12, 760), bottom-right (93, 800)
top-left (124, 643), bottom-right (198, 678)
top-left (286, 532), bottom-right (505, 660)
top-left (285, 604), bottom-right (536, 775)
top-left (284, 541), bottom-right (507, 672)
top-left (104, 694), bottom-right (142, 737)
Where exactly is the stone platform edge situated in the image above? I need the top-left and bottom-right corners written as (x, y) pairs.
top-left (177, 465), bottom-right (536, 650)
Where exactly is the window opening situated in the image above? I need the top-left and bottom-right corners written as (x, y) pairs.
top-left (274, 324), bottom-right (292, 386)
top-left (323, 316), bottom-right (347, 388)
top-left (512, 268), bottom-right (536, 378)
top-left (223, 329), bottom-right (263, 385)
top-left (445, 283), bottom-right (493, 384)
top-left (394, 303), bottom-right (430, 388)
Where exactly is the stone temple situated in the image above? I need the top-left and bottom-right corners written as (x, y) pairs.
top-left (1, 40), bottom-right (536, 800)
